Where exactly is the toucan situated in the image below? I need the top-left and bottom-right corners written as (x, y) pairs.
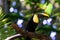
top-left (25, 13), bottom-right (49, 40)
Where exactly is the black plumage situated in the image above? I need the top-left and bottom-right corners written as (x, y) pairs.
top-left (26, 14), bottom-right (39, 40)
top-left (25, 14), bottom-right (49, 40)
top-left (26, 15), bottom-right (39, 32)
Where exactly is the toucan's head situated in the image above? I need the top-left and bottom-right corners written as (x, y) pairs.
top-left (33, 13), bottom-right (49, 24)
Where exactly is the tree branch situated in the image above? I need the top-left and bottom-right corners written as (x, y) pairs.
top-left (11, 23), bottom-right (51, 40)
top-left (5, 34), bottom-right (22, 40)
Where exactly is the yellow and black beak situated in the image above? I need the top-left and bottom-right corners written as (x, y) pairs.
top-left (38, 13), bottom-right (49, 18)
top-left (33, 14), bottom-right (39, 23)
top-left (33, 13), bottom-right (49, 23)
top-left (41, 13), bottom-right (49, 17)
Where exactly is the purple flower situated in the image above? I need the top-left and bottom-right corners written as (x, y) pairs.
top-left (50, 31), bottom-right (56, 40)
top-left (47, 18), bottom-right (52, 25)
top-left (12, 1), bottom-right (16, 6)
top-left (17, 19), bottom-right (23, 28)
top-left (41, 0), bottom-right (45, 4)
top-left (53, 25), bottom-right (57, 29)
top-left (19, 12), bottom-right (24, 17)
top-left (47, 18), bottom-right (52, 23)
top-left (43, 20), bottom-right (47, 25)
top-left (9, 7), bottom-right (14, 12)
top-left (14, 9), bottom-right (18, 13)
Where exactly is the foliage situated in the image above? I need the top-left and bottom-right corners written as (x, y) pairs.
top-left (0, 0), bottom-right (60, 40)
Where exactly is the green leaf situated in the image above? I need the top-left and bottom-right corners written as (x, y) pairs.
top-left (38, 3), bottom-right (47, 10)
top-left (45, 3), bottom-right (53, 15)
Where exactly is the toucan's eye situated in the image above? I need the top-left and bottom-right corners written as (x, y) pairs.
top-left (33, 14), bottom-right (39, 23)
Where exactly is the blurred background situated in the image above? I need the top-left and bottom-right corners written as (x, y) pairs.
top-left (0, 0), bottom-right (60, 40)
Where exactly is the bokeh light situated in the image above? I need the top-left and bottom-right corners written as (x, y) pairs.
top-left (5, 31), bottom-right (8, 33)
top-left (4, 24), bottom-right (8, 28)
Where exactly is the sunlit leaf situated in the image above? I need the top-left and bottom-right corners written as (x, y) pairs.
top-left (38, 3), bottom-right (44, 9)
top-left (42, 3), bottom-right (47, 9)
top-left (45, 3), bottom-right (53, 15)
top-left (38, 3), bottom-right (47, 10)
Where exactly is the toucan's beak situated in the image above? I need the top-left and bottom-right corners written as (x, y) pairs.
top-left (41, 13), bottom-right (49, 17)
top-left (32, 13), bottom-right (49, 23)
top-left (38, 13), bottom-right (49, 18)
top-left (33, 14), bottom-right (39, 23)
